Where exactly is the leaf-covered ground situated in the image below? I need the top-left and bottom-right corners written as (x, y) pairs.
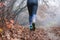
top-left (0, 24), bottom-right (60, 40)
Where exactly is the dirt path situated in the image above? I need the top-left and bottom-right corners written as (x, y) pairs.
top-left (0, 25), bottom-right (60, 40)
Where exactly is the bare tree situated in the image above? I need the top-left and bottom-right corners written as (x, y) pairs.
top-left (0, 0), bottom-right (26, 28)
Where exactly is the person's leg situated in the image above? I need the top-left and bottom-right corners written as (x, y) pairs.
top-left (28, 5), bottom-right (38, 30)
top-left (31, 5), bottom-right (38, 30)
top-left (27, 5), bottom-right (33, 29)
top-left (27, 0), bottom-right (38, 30)
top-left (32, 5), bottom-right (38, 23)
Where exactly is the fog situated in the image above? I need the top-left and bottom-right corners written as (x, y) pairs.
top-left (13, 0), bottom-right (60, 27)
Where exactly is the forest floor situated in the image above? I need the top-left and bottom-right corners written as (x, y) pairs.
top-left (0, 24), bottom-right (60, 40)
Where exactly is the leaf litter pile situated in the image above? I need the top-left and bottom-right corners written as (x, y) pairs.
top-left (0, 24), bottom-right (60, 40)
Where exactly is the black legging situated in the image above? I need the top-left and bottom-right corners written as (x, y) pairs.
top-left (27, 0), bottom-right (38, 26)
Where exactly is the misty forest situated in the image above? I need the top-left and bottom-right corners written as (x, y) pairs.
top-left (0, 0), bottom-right (60, 40)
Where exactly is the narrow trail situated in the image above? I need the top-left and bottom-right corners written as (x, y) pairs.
top-left (0, 24), bottom-right (60, 40)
